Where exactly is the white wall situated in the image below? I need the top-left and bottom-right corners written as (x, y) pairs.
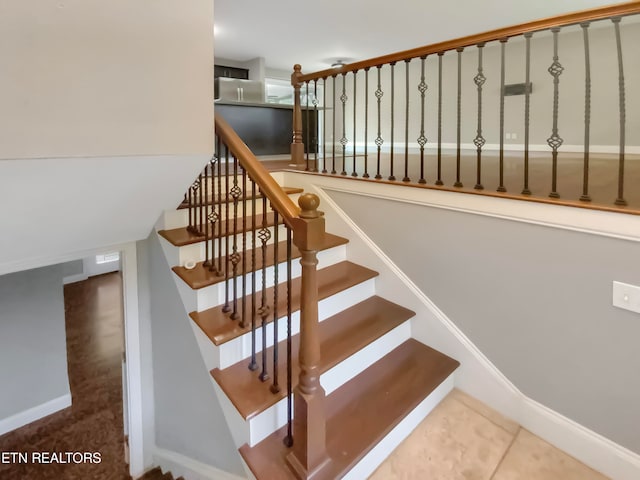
top-left (0, 265), bottom-right (70, 431)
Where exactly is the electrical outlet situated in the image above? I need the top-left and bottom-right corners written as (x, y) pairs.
top-left (612, 281), bottom-right (640, 314)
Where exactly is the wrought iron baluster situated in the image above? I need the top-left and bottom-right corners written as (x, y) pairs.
top-left (230, 156), bottom-right (241, 320)
top-left (352, 71), bottom-right (358, 177)
top-left (547, 28), bottom-right (564, 199)
top-left (473, 43), bottom-right (486, 191)
top-left (203, 157), bottom-right (211, 268)
top-left (222, 147), bottom-right (231, 313)
top-left (363, 68), bottom-right (370, 178)
top-left (187, 181), bottom-right (193, 232)
top-left (436, 53), bottom-right (444, 185)
top-left (522, 33), bottom-right (533, 195)
top-left (322, 77), bottom-right (327, 174)
top-left (270, 211), bottom-right (280, 394)
top-left (240, 168), bottom-right (248, 328)
top-left (216, 147), bottom-right (224, 274)
top-left (375, 65), bottom-right (383, 179)
top-left (417, 56), bottom-right (428, 184)
top-left (305, 82), bottom-right (310, 171)
top-left (313, 80), bottom-right (319, 172)
top-left (613, 17), bottom-right (627, 206)
top-left (389, 61), bottom-right (396, 181)
top-left (455, 48), bottom-right (464, 188)
top-left (258, 196), bottom-right (270, 382)
top-left (580, 23), bottom-right (592, 202)
top-left (332, 75), bottom-right (337, 174)
top-left (340, 73), bottom-right (348, 176)
top-left (403, 59), bottom-right (411, 182)
top-left (207, 154), bottom-right (220, 273)
top-left (283, 227), bottom-right (293, 448)
top-left (248, 182), bottom-right (258, 372)
top-left (497, 39), bottom-right (507, 193)
top-left (198, 173), bottom-right (204, 234)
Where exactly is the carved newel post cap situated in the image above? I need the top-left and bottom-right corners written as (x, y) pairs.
top-left (299, 193), bottom-right (320, 219)
top-left (293, 64), bottom-right (302, 73)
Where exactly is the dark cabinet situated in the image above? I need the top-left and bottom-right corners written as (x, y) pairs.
top-left (214, 65), bottom-right (249, 80)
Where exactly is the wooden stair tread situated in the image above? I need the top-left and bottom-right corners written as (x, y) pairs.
top-left (158, 211), bottom-right (282, 247)
top-left (212, 296), bottom-right (415, 419)
top-left (190, 261), bottom-right (378, 346)
top-left (239, 339), bottom-right (460, 480)
top-left (172, 233), bottom-right (348, 290)
top-left (177, 186), bottom-right (303, 209)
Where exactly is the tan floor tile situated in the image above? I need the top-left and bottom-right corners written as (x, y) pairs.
top-left (449, 389), bottom-right (520, 435)
top-left (369, 395), bottom-right (516, 480)
top-left (492, 429), bottom-right (609, 480)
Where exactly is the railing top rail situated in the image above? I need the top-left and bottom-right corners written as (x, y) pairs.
top-left (214, 114), bottom-right (301, 223)
top-left (298, 0), bottom-right (640, 82)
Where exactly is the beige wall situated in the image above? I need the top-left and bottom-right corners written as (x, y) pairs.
top-left (0, 0), bottom-right (214, 159)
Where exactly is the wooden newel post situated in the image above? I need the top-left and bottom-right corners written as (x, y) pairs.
top-left (291, 64), bottom-right (305, 168)
top-left (287, 193), bottom-right (330, 479)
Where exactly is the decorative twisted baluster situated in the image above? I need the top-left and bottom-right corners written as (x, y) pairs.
top-left (473, 43), bottom-right (486, 191)
top-left (305, 82), bottom-right (310, 171)
top-left (417, 55), bottom-right (428, 184)
top-left (455, 48), bottom-right (464, 188)
top-left (375, 65), bottom-right (383, 179)
top-left (332, 75), bottom-right (337, 174)
top-left (580, 23), bottom-right (592, 202)
top-left (352, 71), bottom-right (358, 177)
top-left (216, 149), bottom-right (224, 273)
top-left (248, 182), bottom-right (258, 372)
top-left (403, 59), bottom-right (411, 182)
top-left (207, 153), bottom-right (220, 273)
top-left (547, 28), bottom-right (564, 199)
top-left (222, 147), bottom-right (231, 312)
top-left (389, 61), bottom-right (396, 181)
top-left (322, 77), bottom-right (327, 174)
top-left (284, 227), bottom-right (293, 448)
top-left (258, 196), bottom-right (271, 382)
top-left (271, 211), bottom-right (280, 393)
top-left (313, 80), bottom-right (319, 172)
top-left (240, 168), bottom-right (248, 328)
top-left (613, 17), bottom-right (627, 206)
top-left (229, 156), bottom-right (242, 321)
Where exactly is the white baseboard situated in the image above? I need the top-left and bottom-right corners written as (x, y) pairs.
top-left (0, 393), bottom-right (71, 436)
top-left (63, 273), bottom-right (89, 284)
top-left (521, 397), bottom-right (640, 480)
top-left (152, 447), bottom-right (246, 480)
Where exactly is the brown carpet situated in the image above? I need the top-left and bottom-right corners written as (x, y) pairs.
top-left (0, 272), bottom-right (129, 480)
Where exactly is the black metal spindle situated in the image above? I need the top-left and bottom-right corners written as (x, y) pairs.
top-left (352, 71), bottom-right (358, 177)
top-left (363, 68), bottom-right (370, 178)
top-left (203, 158), bottom-right (211, 268)
top-left (547, 28), bottom-right (564, 199)
top-left (230, 157), bottom-right (242, 321)
top-left (436, 53), bottom-right (444, 186)
top-left (283, 227), bottom-right (293, 448)
top-left (313, 80), bottom-right (319, 172)
top-left (417, 56), bottom-right (428, 184)
top-left (198, 173), bottom-right (204, 234)
top-left (497, 39), bottom-right (507, 193)
top-left (340, 73), bottom-right (348, 176)
top-left (580, 23), bottom-right (592, 202)
top-left (258, 196), bottom-right (270, 382)
top-left (455, 48), bottom-right (464, 188)
top-left (222, 148), bottom-right (231, 313)
top-left (613, 17), bottom-right (627, 206)
top-left (187, 183), bottom-right (193, 232)
top-left (216, 147), bottom-right (224, 274)
top-left (332, 75), bottom-right (337, 174)
top-left (389, 62), bottom-right (396, 181)
top-left (240, 168), bottom-right (248, 328)
top-left (270, 211), bottom-right (280, 393)
top-left (403, 59), bottom-right (411, 182)
top-left (322, 77), bottom-right (328, 174)
top-left (375, 65), bottom-right (383, 179)
top-left (522, 33), bottom-right (532, 195)
top-left (305, 82), bottom-right (310, 171)
top-left (473, 43), bottom-right (486, 191)
top-left (207, 155), bottom-right (220, 273)
top-left (248, 182), bottom-right (258, 372)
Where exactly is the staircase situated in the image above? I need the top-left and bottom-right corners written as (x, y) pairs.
top-left (139, 466), bottom-right (183, 480)
top-left (153, 117), bottom-right (459, 479)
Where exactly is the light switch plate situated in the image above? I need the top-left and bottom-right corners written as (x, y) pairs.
top-left (612, 281), bottom-right (640, 314)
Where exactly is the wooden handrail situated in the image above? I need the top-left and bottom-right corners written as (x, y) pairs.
top-left (298, 0), bottom-right (640, 82)
top-left (214, 114), bottom-right (301, 224)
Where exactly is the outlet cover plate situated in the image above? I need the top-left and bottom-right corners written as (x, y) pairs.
top-left (612, 281), bottom-right (640, 314)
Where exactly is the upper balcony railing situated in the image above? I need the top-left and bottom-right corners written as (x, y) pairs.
top-left (290, 1), bottom-right (640, 214)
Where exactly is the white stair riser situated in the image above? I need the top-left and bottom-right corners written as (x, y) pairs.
top-left (244, 320), bottom-right (411, 446)
top-left (194, 244), bottom-right (347, 312)
top-left (174, 225), bottom-right (288, 267)
top-left (162, 199), bottom-right (278, 231)
top-left (217, 278), bottom-right (375, 369)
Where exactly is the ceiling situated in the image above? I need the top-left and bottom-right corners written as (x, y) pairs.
top-left (213, 0), bottom-right (624, 74)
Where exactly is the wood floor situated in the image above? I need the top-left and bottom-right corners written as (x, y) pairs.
top-left (0, 272), bottom-right (129, 480)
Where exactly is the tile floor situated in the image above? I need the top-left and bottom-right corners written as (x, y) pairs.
top-left (369, 389), bottom-right (610, 480)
